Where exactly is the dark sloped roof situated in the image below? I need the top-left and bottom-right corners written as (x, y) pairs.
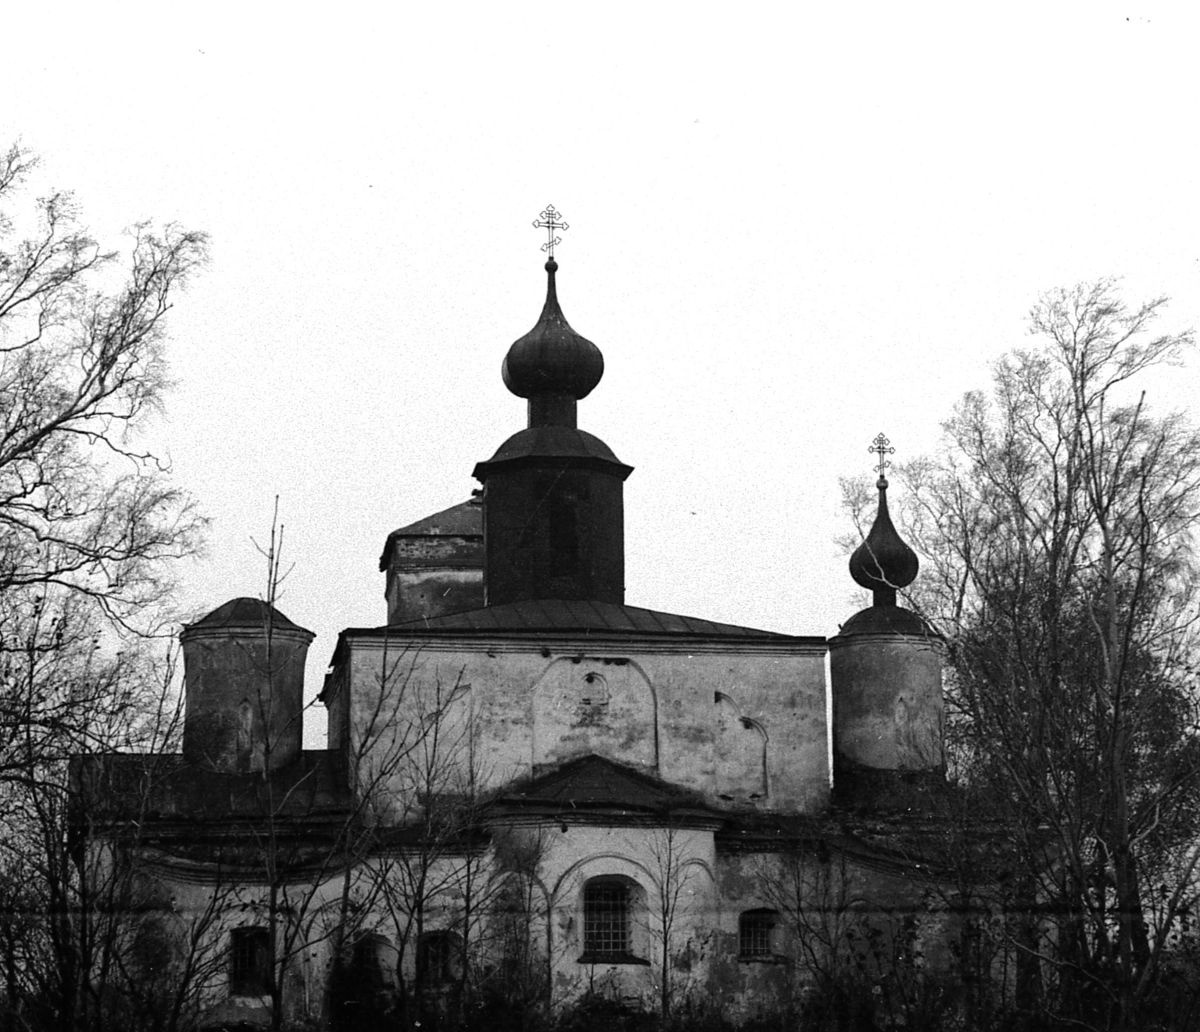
top-left (835, 604), bottom-right (937, 638)
top-left (379, 499), bottom-right (483, 570)
top-left (350, 598), bottom-right (812, 641)
top-left (490, 754), bottom-right (717, 816)
top-left (477, 426), bottom-right (628, 468)
top-left (185, 597), bottom-right (306, 633)
top-left (716, 807), bottom-right (1013, 879)
top-left (387, 500), bottom-right (482, 539)
top-left (71, 750), bottom-right (352, 823)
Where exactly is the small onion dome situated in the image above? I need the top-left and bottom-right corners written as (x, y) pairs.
top-left (502, 259), bottom-right (604, 401)
top-left (849, 476), bottom-right (919, 606)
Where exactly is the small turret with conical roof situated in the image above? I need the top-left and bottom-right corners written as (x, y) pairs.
top-left (181, 597), bottom-right (314, 773)
top-left (473, 210), bottom-right (632, 605)
top-left (829, 435), bottom-right (944, 812)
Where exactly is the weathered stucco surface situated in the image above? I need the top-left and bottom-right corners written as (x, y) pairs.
top-left (829, 632), bottom-right (944, 773)
top-left (181, 626), bottom-right (313, 773)
top-left (332, 634), bottom-right (829, 813)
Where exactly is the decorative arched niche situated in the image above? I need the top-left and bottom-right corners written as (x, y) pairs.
top-left (714, 691), bottom-right (768, 803)
top-left (532, 657), bottom-right (657, 772)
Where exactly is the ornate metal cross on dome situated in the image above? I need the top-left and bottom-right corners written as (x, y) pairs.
top-left (869, 433), bottom-right (895, 478)
top-left (532, 205), bottom-right (569, 258)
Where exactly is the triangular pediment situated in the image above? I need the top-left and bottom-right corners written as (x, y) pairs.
top-left (488, 754), bottom-right (717, 818)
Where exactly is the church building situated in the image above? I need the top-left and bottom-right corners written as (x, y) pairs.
top-left (75, 223), bottom-right (955, 1030)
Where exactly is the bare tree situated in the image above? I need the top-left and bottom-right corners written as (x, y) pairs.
top-left (641, 824), bottom-right (707, 1020)
top-left (202, 509), bottom-right (494, 1031)
top-left (362, 666), bottom-right (480, 1028)
top-left (757, 842), bottom-right (970, 1032)
top-left (0, 142), bottom-right (208, 1029)
top-left (0, 142), bottom-right (207, 641)
top-left (482, 825), bottom-right (553, 1027)
top-left (760, 845), bottom-right (858, 997)
top-left (332, 663), bottom-right (557, 1031)
top-left (0, 622), bottom-right (237, 1032)
top-left (880, 280), bottom-right (1200, 1031)
top-left (214, 510), bottom-right (377, 1032)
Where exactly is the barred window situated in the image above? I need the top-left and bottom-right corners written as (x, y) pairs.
top-left (583, 878), bottom-right (630, 958)
top-left (230, 926), bottom-right (271, 995)
top-left (739, 909), bottom-right (778, 960)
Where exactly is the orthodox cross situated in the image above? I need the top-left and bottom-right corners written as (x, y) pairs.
top-left (869, 433), bottom-right (895, 478)
top-left (532, 205), bottom-right (568, 257)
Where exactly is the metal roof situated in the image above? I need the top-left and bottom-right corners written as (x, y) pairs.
top-left (386, 499), bottom-right (482, 539)
top-left (477, 426), bottom-right (628, 468)
top-left (379, 499), bottom-right (483, 570)
top-left (490, 754), bottom-right (717, 815)
top-left (72, 751), bottom-right (352, 822)
top-left (184, 597), bottom-right (308, 634)
top-left (348, 597), bottom-right (810, 641)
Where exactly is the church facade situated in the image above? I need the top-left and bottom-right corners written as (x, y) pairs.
top-left (75, 245), bottom-right (957, 1030)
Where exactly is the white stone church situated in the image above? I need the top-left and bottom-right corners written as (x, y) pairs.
top-left (77, 239), bottom-right (952, 1030)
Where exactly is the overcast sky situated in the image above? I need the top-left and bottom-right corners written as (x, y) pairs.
top-left (6, 3), bottom-right (1199, 743)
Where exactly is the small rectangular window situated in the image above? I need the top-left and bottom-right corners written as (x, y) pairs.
top-left (739, 910), bottom-right (777, 960)
top-left (230, 926), bottom-right (272, 996)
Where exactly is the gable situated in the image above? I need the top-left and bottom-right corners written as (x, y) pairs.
top-left (488, 753), bottom-right (718, 819)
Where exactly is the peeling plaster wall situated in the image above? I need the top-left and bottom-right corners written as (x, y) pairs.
top-left (711, 849), bottom-right (959, 1022)
top-left (384, 533), bottom-right (484, 624)
top-left (181, 627), bottom-right (312, 773)
top-left (531, 822), bottom-right (719, 1011)
top-left (323, 661), bottom-right (350, 753)
top-left (127, 865), bottom-right (346, 1029)
top-left (830, 633), bottom-right (944, 774)
top-left (334, 635), bottom-right (830, 812)
top-left (532, 657), bottom-right (657, 771)
top-left (387, 567), bottom-right (485, 623)
top-left (114, 819), bottom-right (972, 1023)
top-left (125, 632), bottom-right (844, 1021)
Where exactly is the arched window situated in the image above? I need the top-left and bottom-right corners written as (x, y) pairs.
top-left (230, 926), bottom-right (271, 995)
top-left (581, 876), bottom-right (650, 963)
top-left (738, 909), bottom-right (780, 960)
top-left (331, 933), bottom-right (397, 1031)
top-left (350, 933), bottom-right (397, 990)
top-left (417, 930), bottom-right (463, 985)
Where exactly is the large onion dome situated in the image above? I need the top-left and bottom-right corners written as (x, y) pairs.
top-left (501, 259), bottom-right (603, 425)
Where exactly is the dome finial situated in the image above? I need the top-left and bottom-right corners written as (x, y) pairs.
top-left (532, 204), bottom-right (569, 260)
top-left (849, 432), bottom-right (919, 606)
top-left (868, 432), bottom-right (894, 489)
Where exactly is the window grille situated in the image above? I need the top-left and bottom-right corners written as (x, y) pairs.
top-left (230, 926), bottom-right (271, 995)
top-left (584, 879), bottom-right (629, 957)
top-left (739, 910), bottom-right (777, 959)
